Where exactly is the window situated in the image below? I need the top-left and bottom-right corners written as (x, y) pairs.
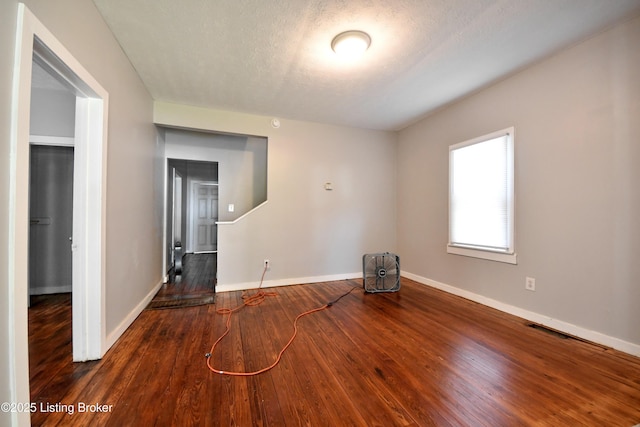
top-left (448, 127), bottom-right (516, 264)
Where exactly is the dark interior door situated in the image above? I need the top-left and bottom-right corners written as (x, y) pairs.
top-left (29, 145), bottom-right (74, 295)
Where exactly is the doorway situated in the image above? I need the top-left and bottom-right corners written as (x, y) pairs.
top-left (158, 159), bottom-right (218, 307)
top-left (10, 5), bottom-right (110, 418)
top-left (25, 45), bottom-right (106, 363)
top-left (166, 159), bottom-right (218, 273)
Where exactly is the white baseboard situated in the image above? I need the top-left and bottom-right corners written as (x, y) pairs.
top-left (402, 271), bottom-right (640, 358)
top-left (216, 272), bottom-right (361, 293)
top-left (105, 279), bottom-right (164, 350)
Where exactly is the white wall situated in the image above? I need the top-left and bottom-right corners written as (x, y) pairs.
top-left (30, 87), bottom-right (75, 137)
top-left (398, 15), bottom-right (640, 352)
top-left (156, 102), bottom-right (398, 290)
top-left (164, 129), bottom-right (267, 223)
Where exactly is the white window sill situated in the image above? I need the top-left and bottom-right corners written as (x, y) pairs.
top-left (447, 245), bottom-right (517, 265)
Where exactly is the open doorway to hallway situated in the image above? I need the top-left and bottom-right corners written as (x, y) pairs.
top-left (23, 31), bottom-right (108, 419)
top-left (157, 159), bottom-right (219, 307)
top-left (28, 56), bottom-right (77, 300)
top-left (28, 58), bottom-right (77, 396)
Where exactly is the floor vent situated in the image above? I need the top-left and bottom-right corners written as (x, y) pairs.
top-left (146, 295), bottom-right (215, 310)
top-left (526, 323), bottom-right (610, 350)
top-left (527, 323), bottom-right (571, 339)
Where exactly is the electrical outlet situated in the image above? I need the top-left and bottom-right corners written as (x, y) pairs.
top-left (264, 259), bottom-right (270, 270)
top-left (525, 277), bottom-right (536, 291)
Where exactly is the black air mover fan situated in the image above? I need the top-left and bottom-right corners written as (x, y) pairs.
top-left (362, 252), bottom-right (400, 293)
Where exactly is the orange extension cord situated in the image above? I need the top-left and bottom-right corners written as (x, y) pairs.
top-left (205, 266), bottom-right (337, 377)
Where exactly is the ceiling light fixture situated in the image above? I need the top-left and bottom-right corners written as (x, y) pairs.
top-left (331, 30), bottom-right (371, 59)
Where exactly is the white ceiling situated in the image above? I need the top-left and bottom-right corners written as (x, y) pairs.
top-left (93, 0), bottom-right (640, 131)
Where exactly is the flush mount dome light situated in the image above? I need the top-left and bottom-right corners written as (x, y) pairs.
top-left (331, 30), bottom-right (371, 58)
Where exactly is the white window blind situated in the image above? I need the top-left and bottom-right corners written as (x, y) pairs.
top-left (449, 128), bottom-right (515, 261)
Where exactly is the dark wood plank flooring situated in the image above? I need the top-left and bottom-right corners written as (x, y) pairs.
top-left (148, 253), bottom-right (216, 309)
top-left (29, 276), bottom-right (640, 426)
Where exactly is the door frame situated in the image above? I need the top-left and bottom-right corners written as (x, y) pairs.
top-left (9, 3), bottom-right (108, 420)
top-left (171, 168), bottom-right (183, 266)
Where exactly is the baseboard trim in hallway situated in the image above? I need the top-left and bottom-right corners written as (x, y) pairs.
top-left (106, 278), bottom-right (164, 349)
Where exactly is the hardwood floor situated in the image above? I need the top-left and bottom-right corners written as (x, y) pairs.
top-left (29, 277), bottom-right (640, 426)
top-left (148, 253), bottom-right (216, 309)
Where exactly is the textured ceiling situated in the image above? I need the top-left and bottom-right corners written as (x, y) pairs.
top-left (93, 0), bottom-right (640, 131)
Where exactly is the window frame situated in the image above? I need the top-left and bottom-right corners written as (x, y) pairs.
top-left (447, 127), bottom-right (517, 264)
